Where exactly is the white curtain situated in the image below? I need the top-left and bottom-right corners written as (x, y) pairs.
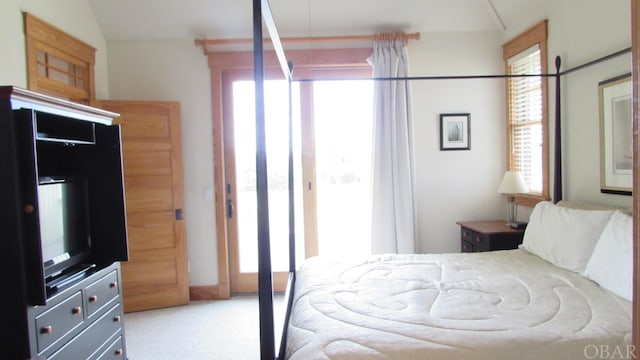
top-left (368, 36), bottom-right (417, 254)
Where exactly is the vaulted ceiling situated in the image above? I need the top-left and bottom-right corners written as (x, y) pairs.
top-left (88, 0), bottom-right (548, 42)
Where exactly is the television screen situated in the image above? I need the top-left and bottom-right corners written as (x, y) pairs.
top-left (38, 177), bottom-right (91, 277)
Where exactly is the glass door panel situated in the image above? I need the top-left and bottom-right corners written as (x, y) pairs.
top-left (230, 78), bottom-right (302, 292)
top-left (313, 80), bottom-right (373, 259)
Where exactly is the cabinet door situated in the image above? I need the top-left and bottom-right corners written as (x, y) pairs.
top-left (13, 109), bottom-right (47, 305)
top-left (93, 100), bottom-right (188, 312)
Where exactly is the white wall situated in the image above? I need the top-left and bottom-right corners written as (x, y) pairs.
top-left (0, 0), bottom-right (109, 98)
top-left (106, 40), bottom-right (217, 286)
top-left (546, 0), bottom-right (632, 209)
top-left (409, 32), bottom-right (506, 253)
top-left (0, 0), bottom-right (27, 87)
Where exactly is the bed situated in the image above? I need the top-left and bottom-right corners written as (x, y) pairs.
top-left (284, 202), bottom-right (633, 359)
top-left (248, 1), bottom-right (634, 359)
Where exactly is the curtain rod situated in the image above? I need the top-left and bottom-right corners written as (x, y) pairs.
top-left (194, 32), bottom-right (420, 48)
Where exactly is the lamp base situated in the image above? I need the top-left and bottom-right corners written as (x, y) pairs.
top-left (506, 221), bottom-right (528, 230)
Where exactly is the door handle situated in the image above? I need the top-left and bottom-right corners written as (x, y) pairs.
top-left (227, 199), bottom-right (234, 219)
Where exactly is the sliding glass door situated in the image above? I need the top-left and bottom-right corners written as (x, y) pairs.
top-left (223, 68), bottom-right (373, 293)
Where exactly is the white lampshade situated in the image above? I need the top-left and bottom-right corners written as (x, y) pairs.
top-left (497, 171), bottom-right (529, 194)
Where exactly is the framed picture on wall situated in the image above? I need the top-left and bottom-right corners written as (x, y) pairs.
top-left (440, 113), bottom-right (470, 151)
top-left (599, 73), bottom-right (632, 195)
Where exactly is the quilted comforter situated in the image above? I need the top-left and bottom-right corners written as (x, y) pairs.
top-left (285, 249), bottom-right (632, 359)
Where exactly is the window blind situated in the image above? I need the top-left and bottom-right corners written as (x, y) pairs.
top-left (508, 45), bottom-right (543, 193)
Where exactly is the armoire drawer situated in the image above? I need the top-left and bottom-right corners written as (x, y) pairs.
top-left (49, 303), bottom-right (123, 360)
top-left (95, 336), bottom-right (126, 360)
top-left (35, 291), bottom-right (84, 353)
top-left (85, 270), bottom-right (120, 317)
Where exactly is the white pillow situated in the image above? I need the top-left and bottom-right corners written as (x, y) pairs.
top-left (520, 201), bottom-right (614, 273)
top-left (583, 210), bottom-right (633, 301)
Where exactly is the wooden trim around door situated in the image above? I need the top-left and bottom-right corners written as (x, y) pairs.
top-left (210, 63), bottom-right (231, 300)
top-left (631, 0), bottom-right (639, 354)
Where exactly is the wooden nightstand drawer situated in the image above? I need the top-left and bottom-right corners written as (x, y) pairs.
top-left (461, 240), bottom-right (476, 252)
top-left (470, 232), bottom-right (489, 250)
top-left (461, 230), bottom-right (489, 252)
top-left (461, 228), bottom-right (473, 242)
top-left (457, 220), bottom-right (524, 253)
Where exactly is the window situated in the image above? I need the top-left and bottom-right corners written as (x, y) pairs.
top-left (503, 21), bottom-right (549, 206)
top-left (23, 12), bottom-right (96, 104)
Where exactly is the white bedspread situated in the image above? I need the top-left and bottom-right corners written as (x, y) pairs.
top-left (285, 249), bottom-right (632, 359)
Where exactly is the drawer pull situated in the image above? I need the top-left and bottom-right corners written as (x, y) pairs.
top-left (113, 315), bottom-right (121, 322)
top-left (110, 281), bottom-right (118, 289)
top-left (474, 236), bottom-right (481, 243)
top-left (71, 306), bottom-right (82, 315)
top-left (462, 231), bottom-right (469, 237)
top-left (40, 325), bottom-right (53, 334)
top-left (115, 349), bottom-right (123, 356)
top-left (89, 295), bottom-right (98, 302)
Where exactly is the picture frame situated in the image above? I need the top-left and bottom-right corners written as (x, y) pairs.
top-left (599, 73), bottom-right (632, 195)
top-left (440, 113), bottom-right (470, 151)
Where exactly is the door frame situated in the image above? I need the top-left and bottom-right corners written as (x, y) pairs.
top-left (222, 67), bottom-right (292, 293)
top-left (206, 49), bottom-right (371, 298)
top-left (631, 0), bottom-right (639, 353)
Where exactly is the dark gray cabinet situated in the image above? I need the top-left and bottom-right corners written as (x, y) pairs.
top-left (0, 86), bottom-right (128, 359)
top-left (30, 263), bottom-right (127, 360)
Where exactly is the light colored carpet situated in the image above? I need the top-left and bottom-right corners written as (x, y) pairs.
top-left (123, 295), bottom-right (284, 360)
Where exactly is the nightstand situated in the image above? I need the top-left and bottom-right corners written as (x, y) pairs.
top-left (456, 220), bottom-right (525, 253)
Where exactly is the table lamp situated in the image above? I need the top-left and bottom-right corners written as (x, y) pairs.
top-left (497, 171), bottom-right (529, 228)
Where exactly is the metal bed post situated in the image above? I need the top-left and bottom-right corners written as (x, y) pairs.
top-left (277, 60), bottom-right (297, 360)
top-left (553, 56), bottom-right (563, 204)
top-left (254, 0), bottom-right (294, 359)
top-left (253, 0), bottom-right (275, 359)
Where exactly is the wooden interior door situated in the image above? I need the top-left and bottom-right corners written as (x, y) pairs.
top-left (94, 100), bottom-right (188, 312)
